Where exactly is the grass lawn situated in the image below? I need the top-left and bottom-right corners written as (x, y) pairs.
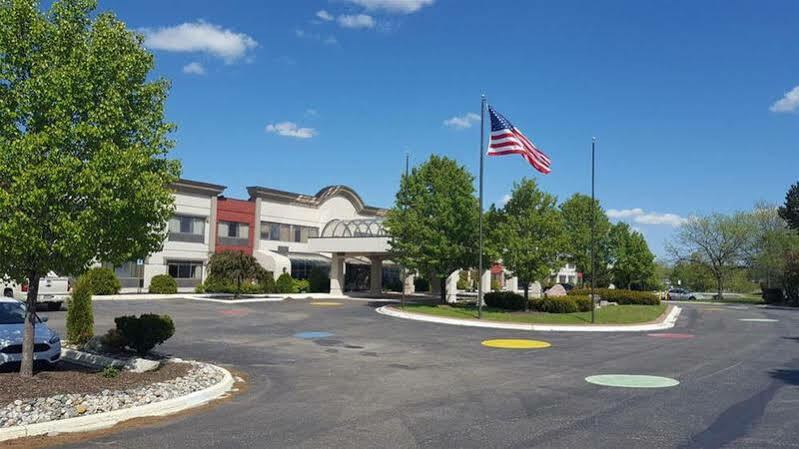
top-left (399, 303), bottom-right (668, 325)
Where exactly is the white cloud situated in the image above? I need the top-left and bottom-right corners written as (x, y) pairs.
top-left (443, 112), bottom-right (480, 129)
top-left (338, 14), bottom-right (376, 29)
top-left (606, 208), bottom-right (645, 218)
top-left (182, 62), bottom-right (205, 75)
top-left (501, 194), bottom-right (512, 206)
top-left (770, 85), bottom-right (799, 113)
top-left (142, 21), bottom-right (257, 63)
top-left (316, 10), bottom-right (334, 21)
top-left (266, 122), bottom-right (317, 139)
top-left (344, 0), bottom-right (434, 13)
top-left (606, 208), bottom-right (689, 227)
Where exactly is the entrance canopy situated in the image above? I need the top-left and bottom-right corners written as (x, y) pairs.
top-left (308, 218), bottom-right (390, 255)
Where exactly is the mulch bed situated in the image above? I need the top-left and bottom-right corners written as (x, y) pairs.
top-left (0, 362), bottom-right (191, 407)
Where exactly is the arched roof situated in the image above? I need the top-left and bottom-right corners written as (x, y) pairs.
top-left (321, 218), bottom-right (387, 238)
top-left (247, 184), bottom-right (386, 216)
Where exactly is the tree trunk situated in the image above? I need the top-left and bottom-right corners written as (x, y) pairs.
top-left (439, 277), bottom-right (446, 305)
top-left (716, 275), bottom-right (723, 301)
top-left (523, 284), bottom-right (529, 312)
top-left (236, 275), bottom-right (241, 299)
top-left (20, 271), bottom-right (40, 378)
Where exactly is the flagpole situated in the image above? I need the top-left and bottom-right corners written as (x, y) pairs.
top-left (478, 94), bottom-right (486, 319)
top-left (590, 137), bottom-right (596, 324)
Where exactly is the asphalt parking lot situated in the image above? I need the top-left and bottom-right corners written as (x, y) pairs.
top-left (38, 298), bottom-right (799, 449)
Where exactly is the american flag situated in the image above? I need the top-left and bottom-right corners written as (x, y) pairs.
top-left (487, 105), bottom-right (551, 174)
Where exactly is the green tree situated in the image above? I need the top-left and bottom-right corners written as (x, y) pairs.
top-left (609, 222), bottom-right (656, 290)
top-left (487, 178), bottom-right (566, 307)
top-left (667, 213), bottom-right (756, 299)
top-left (560, 193), bottom-right (612, 287)
top-left (778, 182), bottom-right (799, 232)
top-left (384, 155), bottom-right (479, 304)
top-left (0, 0), bottom-right (180, 376)
top-left (749, 202), bottom-right (799, 288)
top-left (207, 251), bottom-right (262, 298)
top-left (670, 256), bottom-right (716, 291)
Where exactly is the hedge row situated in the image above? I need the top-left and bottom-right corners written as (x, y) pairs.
top-left (567, 288), bottom-right (660, 305)
top-left (484, 292), bottom-right (594, 313)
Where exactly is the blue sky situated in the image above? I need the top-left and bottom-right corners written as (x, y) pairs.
top-left (99, 0), bottom-right (798, 257)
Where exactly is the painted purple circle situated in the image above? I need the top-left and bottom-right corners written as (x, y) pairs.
top-left (648, 333), bottom-right (694, 339)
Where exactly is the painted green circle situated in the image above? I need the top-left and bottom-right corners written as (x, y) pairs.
top-left (585, 374), bottom-right (679, 388)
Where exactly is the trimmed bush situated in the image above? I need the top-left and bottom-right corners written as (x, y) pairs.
top-left (484, 291), bottom-right (527, 310)
top-left (761, 288), bottom-right (784, 304)
top-left (101, 328), bottom-right (128, 351)
top-left (414, 277), bottom-right (430, 292)
top-left (293, 279), bottom-right (310, 293)
top-left (572, 296), bottom-right (594, 312)
top-left (309, 266), bottom-right (330, 293)
top-left (66, 277), bottom-right (94, 345)
top-left (149, 274), bottom-right (178, 294)
top-left (257, 270), bottom-right (276, 294)
top-left (82, 267), bottom-right (120, 295)
top-left (276, 272), bottom-right (296, 294)
top-left (568, 288), bottom-right (660, 305)
top-left (114, 314), bottom-right (175, 354)
top-left (535, 297), bottom-right (579, 313)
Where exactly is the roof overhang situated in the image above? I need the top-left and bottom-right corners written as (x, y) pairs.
top-left (172, 178), bottom-right (227, 196)
top-left (247, 185), bottom-right (387, 216)
top-left (307, 236), bottom-right (390, 255)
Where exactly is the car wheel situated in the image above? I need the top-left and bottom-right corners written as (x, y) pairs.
top-left (47, 301), bottom-right (62, 311)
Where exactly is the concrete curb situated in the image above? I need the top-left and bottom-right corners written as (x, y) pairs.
top-left (0, 363), bottom-right (234, 442)
top-left (187, 295), bottom-right (287, 304)
top-left (375, 305), bottom-right (682, 332)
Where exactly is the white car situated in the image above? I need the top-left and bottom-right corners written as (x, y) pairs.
top-left (0, 299), bottom-right (61, 367)
top-left (667, 288), bottom-right (703, 301)
top-left (1, 272), bottom-right (70, 311)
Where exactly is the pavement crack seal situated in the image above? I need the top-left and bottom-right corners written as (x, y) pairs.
top-left (0, 362), bottom-right (236, 444)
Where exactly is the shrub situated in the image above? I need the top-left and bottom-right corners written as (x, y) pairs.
top-left (82, 267), bottom-right (120, 295)
top-left (572, 295), bottom-right (594, 312)
top-left (114, 314), bottom-right (175, 355)
top-left (275, 273), bottom-right (296, 294)
top-left (535, 297), bottom-right (579, 314)
top-left (101, 328), bottom-right (128, 351)
top-left (761, 288), bottom-right (784, 304)
top-left (308, 266), bottom-right (330, 293)
top-left (384, 278), bottom-right (403, 292)
top-left (414, 277), bottom-right (430, 292)
top-left (568, 288), bottom-right (660, 305)
top-left (101, 366), bottom-right (120, 378)
top-left (149, 274), bottom-right (177, 294)
top-left (484, 291), bottom-right (526, 310)
top-left (784, 252), bottom-right (799, 305)
top-left (293, 279), bottom-right (310, 293)
top-left (66, 277), bottom-right (94, 345)
top-left (256, 270), bottom-right (276, 294)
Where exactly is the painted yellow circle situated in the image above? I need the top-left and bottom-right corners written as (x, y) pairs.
top-left (311, 301), bottom-right (343, 306)
top-left (481, 339), bottom-right (551, 349)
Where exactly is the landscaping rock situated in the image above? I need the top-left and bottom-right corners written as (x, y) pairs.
top-left (0, 362), bottom-right (223, 428)
top-left (545, 284), bottom-right (567, 297)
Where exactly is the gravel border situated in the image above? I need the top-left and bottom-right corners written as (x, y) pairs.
top-left (0, 361), bottom-right (223, 429)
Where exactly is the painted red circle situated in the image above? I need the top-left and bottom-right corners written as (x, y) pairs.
top-left (647, 333), bottom-right (694, 339)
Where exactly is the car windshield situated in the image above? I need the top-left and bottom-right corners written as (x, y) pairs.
top-left (0, 302), bottom-right (25, 325)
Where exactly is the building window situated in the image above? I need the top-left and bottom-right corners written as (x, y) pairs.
top-left (218, 221), bottom-right (250, 247)
top-left (261, 222), bottom-right (319, 243)
top-left (168, 215), bottom-right (205, 243)
top-left (290, 259), bottom-right (329, 280)
top-left (167, 260), bottom-right (203, 288)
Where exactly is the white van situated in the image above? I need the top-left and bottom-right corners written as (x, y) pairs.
top-left (1, 272), bottom-right (71, 311)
